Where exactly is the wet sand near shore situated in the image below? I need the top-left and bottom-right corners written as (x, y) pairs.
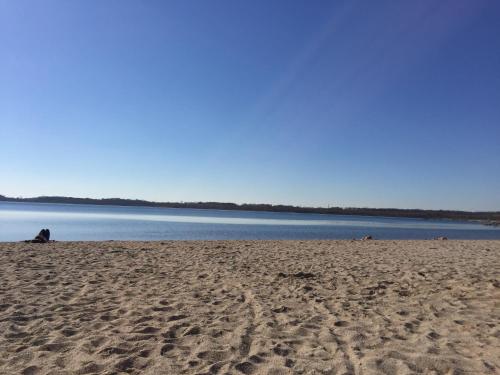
top-left (0, 240), bottom-right (499, 374)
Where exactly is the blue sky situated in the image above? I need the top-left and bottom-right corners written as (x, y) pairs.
top-left (1, 0), bottom-right (499, 210)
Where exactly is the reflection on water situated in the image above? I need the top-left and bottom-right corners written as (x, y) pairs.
top-left (0, 202), bottom-right (499, 241)
top-left (2, 208), bottom-right (491, 229)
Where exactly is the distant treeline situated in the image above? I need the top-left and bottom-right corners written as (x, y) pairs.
top-left (1, 194), bottom-right (499, 224)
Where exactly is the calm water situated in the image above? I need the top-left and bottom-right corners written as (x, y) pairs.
top-left (0, 202), bottom-right (499, 241)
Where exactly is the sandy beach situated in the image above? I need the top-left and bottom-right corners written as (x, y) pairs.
top-left (0, 240), bottom-right (498, 375)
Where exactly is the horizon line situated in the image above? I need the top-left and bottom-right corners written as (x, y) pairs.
top-left (1, 194), bottom-right (499, 215)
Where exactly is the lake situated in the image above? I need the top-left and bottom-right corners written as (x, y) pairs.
top-left (0, 201), bottom-right (499, 241)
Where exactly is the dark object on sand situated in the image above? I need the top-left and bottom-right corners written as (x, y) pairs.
top-left (361, 235), bottom-right (373, 240)
top-left (434, 236), bottom-right (448, 240)
top-left (27, 229), bottom-right (51, 243)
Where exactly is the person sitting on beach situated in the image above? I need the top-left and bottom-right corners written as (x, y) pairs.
top-left (28, 229), bottom-right (51, 243)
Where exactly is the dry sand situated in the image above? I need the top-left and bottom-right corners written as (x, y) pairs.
top-left (0, 240), bottom-right (499, 375)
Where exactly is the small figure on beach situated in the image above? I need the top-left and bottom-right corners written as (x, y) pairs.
top-left (26, 229), bottom-right (51, 243)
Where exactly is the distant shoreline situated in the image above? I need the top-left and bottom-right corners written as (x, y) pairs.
top-left (1, 194), bottom-right (499, 225)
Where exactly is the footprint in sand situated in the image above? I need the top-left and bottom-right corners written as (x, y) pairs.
top-left (235, 361), bottom-right (256, 374)
top-left (160, 343), bottom-right (175, 355)
top-left (115, 357), bottom-right (135, 372)
top-left (76, 362), bottom-right (103, 374)
top-left (134, 326), bottom-right (160, 334)
top-left (21, 366), bottom-right (40, 375)
top-left (99, 346), bottom-right (129, 356)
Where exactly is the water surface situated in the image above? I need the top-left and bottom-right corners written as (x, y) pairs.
top-left (0, 202), bottom-right (499, 241)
